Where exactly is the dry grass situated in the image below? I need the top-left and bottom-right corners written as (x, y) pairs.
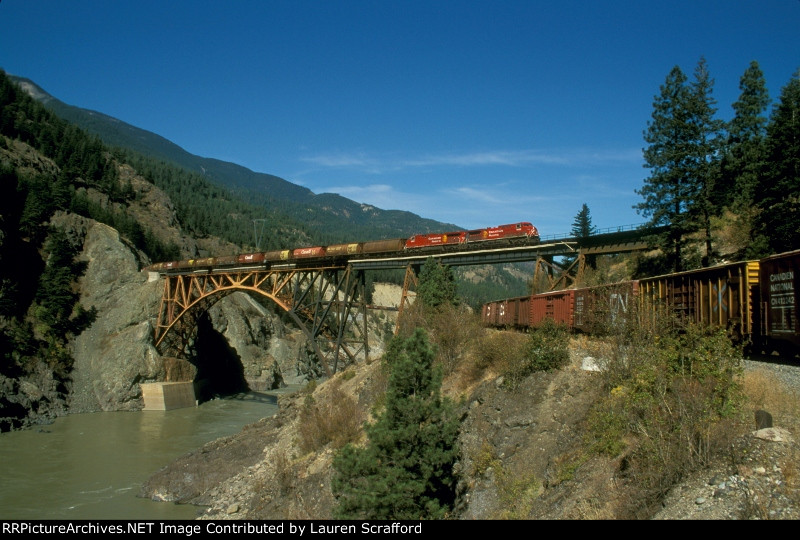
top-left (297, 386), bottom-right (363, 454)
top-left (741, 367), bottom-right (800, 432)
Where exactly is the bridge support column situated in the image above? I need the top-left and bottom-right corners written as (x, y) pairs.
top-left (396, 263), bottom-right (419, 336)
top-left (141, 382), bottom-right (197, 410)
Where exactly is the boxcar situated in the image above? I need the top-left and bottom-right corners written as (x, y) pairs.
top-left (481, 299), bottom-right (504, 327)
top-left (637, 260), bottom-right (760, 344)
top-left (482, 296), bottom-right (527, 328)
top-left (573, 281), bottom-right (639, 333)
top-left (362, 238), bottom-right (406, 254)
top-left (530, 289), bottom-right (576, 327)
top-left (758, 249), bottom-right (800, 352)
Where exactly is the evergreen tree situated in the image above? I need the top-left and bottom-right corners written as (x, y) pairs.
top-left (637, 65), bottom-right (694, 271)
top-left (568, 203), bottom-right (596, 267)
top-left (416, 257), bottom-right (457, 309)
top-left (636, 59), bottom-right (725, 270)
top-left (571, 203), bottom-right (596, 239)
top-left (687, 57), bottom-right (725, 266)
top-left (331, 328), bottom-right (460, 519)
top-left (721, 61), bottom-right (770, 210)
top-left (34, 229), bottom-right (95, 338)
top-left (753, 69), bottom-right (800, 254)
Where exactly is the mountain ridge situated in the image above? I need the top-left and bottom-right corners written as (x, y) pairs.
top-left (9, 74), bottom-right (461, 240)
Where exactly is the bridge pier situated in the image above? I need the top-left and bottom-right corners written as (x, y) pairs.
top-left (141, 382), bottom-right (197, 410)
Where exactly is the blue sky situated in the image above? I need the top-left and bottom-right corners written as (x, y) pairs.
top-left (1, 1), bottom-right (798, 236)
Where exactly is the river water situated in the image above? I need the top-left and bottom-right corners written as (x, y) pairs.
top-left (0, 389), bottom-right (294, 520)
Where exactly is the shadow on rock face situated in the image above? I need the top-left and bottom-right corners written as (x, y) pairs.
top-left (191, 312), bottom-right (249, 403)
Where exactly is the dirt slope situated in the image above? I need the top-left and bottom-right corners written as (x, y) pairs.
top-left (139, 341), bottom-right (800, 520)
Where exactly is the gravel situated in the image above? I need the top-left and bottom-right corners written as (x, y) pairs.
top-left (743, 356), bottom-right (800, 391)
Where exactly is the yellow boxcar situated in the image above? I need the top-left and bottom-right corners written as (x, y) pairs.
top-left (638, 260), bottom-right (760, 343)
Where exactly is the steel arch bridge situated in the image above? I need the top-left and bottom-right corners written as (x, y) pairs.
top-left (150, 224), bottom-right (657, 376)
top-left (153, 264), bottom-right (368, 377)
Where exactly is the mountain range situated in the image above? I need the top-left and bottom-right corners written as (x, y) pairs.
top-left (9, 75), bottom-right (459, 242)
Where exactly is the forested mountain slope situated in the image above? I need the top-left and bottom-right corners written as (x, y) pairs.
top-left (9, 75), bottom-right (460, 243)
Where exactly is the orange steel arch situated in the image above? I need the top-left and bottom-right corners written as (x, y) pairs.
top-left (153, 265), bottom-right (369, 376)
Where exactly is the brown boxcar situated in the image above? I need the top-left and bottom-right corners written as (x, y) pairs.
top-left (758, 249), bottom-right (800, 352)
top-left (481, 300), bottom-right (503, 326)
top-left (638, 260), bottom-right (760, 343)
top-left (530, 289), bottom-right (576, 327)
top-left (481, 295), bottom-right (532, 328)
top-left (512, 295), bottom-right (532, 327)
top-left (362, 238), bottom-right (407, 254)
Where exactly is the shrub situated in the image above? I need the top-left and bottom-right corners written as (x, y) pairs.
top-left (586, 318), bottom-right (745, 517)
top-left (472, 330), bottom-right (528, 380)
top-left (297, 388), bottom-right (362, 454)
top-left (501, 319), bottom-right (570, 389)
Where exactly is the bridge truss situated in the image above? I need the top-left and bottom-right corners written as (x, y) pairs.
top-left (154, 264), bottom-right (368, 376)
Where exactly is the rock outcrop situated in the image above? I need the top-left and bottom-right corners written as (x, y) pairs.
top-left (60, 213), bottom-right (318, 413)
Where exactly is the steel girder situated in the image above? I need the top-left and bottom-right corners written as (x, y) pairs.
top-left (153, 265), bottom-right (368, 376)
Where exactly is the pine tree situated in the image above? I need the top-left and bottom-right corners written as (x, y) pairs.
top-left (416, 257), bottom-right (457, 309)
top-left (568, 203), bottom-right (596, 267)
top-left (687, 57), bottom-right (725, 266)
top-left (753, 70), bottom-right (800, 254)
top-left (571, 203), bottom-right (596, 239)
top-left (636, 59), bottom-right (725, 270)
top-left (721, 61), bottom-right (770, 209)
top-left (331, 328), bottom-right (460, 519)
top-left (636, 65), bottom-right (695, 271)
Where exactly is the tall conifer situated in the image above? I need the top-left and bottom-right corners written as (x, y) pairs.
top-left (331, 328), bottom-right (460, 519)
top-left (754, 70), bottom-right (800, 254)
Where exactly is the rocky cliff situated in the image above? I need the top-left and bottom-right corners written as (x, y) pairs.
top-left (60, 209), bottom-right (325, 414)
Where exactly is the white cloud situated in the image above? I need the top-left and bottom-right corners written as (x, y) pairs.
top-left (299, 146), bottom-right (641, 174)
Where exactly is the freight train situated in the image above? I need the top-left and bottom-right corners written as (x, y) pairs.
top-left (482, 249), bottom-right (800, 357)
top-left (146, 222), bottom-right (539, 273)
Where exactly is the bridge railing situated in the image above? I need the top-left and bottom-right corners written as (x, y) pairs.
top-left (539, 223), bottom-right (649, 242)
